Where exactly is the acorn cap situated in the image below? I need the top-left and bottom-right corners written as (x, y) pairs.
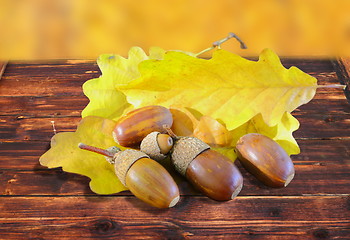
top-left (113, 149), bottom-right (149, 186)
top-left (171, 137), bottom-right (210, 176)
top-left (140, 131), bottom-right (167, 161)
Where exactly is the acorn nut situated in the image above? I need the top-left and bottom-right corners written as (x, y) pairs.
top-left (171, 136), bottom-right (243, 201)
top-left (78, 143), bottom-right (180, 208)
top-left (140, 132), bottom-right (173, 161)
top-left (235, 133), bottom-right (295, 188)
top-left (113, 105), bottom-right (173, 148)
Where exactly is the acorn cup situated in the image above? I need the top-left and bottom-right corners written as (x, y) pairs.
top-left (113, 105), bottom-right (173, 148)
top-left (235, 133), bottom-right (295, 188)
top-left (140, 131), bottom-right (174, 161)
top-left (163, 128), bottom-right (243, 201)
top-left (78, 143), bottom-right (180, 208)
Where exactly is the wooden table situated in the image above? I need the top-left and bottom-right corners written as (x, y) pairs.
top-left (0, 58), bottom-right (349, 239)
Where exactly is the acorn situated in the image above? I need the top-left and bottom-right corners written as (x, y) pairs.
top-left (235, 133), bottom-right (295, 188)
top-left (165, 128), bottom-right (243, 201)
top-left (78, 143), bottom-right (180, 208)
top-left (113, 105), bottom-right (173, 148)
top-left (140, 132), bottom-right (173, 161)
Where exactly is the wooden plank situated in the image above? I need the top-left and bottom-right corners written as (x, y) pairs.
top-left (0, 117), bottom-right (59, 142)
top-left (0, 60), bottom-right (340, 97)
top-left (296, 98), bottom-right (349, 114)
top-left (280, 58), bottom-right (335, 73)
top-left (0, 116), bottom-right (81, 141)
top-left (0, 96), bottom-right (88, 117)
top-left (294, 113), bottom-right (350, 139)
top-left (0, 61), bottom-right (99, 97)
top-left (0, 140), bottom-right (349, 196)
top-left (0, 196), bottom-right (348, 239)
top-left (1, 110), bottom-right (349, 142)
top-left (6, 58), bottom-right (333, 75)
top-left (0, 139), bottom-right (344, 170)
top-left (0, 96), bottom-right (348, 117)
top-left (0, 59), bottom-right (348, 240)
top-left (0, 73), bottom-right (341, 98)
top-left (1, 162), bottom-right (349, 196)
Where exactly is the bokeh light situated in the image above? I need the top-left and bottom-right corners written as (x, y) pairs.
top-left (0, 0), bottom-right (349, 59)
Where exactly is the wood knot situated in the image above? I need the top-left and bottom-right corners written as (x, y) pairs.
top-left (313, 228), bottom-right (330, 239)
top-left (269, 207), bottom-right (281, 217)
top-left (91, 219), bottom-right (120, 235)
top-left (16, 115), bottom-right (25, 120)
top-left (323, 117), bottom-right (333, 123)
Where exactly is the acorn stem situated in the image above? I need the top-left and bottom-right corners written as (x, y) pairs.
top-left (78, 143), bottom-right (116, 158)
top-left (163, 125), bottom-right (178, 139)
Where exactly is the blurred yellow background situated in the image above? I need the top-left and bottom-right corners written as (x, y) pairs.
top-left (0, 0), bottom-right (349, 60)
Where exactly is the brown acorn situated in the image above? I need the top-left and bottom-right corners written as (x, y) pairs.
top-left (235, 133), bottom-right (295, 188)
top-left (78, 143), bottom-right (180, 208)
top-left (113, 105), bottom-right (173, 148)
top-left (140, 132), bottom-right (173, 161)
top-left (170, 136), bottom-right (243, 201)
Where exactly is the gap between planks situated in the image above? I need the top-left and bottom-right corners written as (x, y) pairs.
top-left (0, 61), bottom-right (8, 80)
top-left (0, 195), bottom-right (348, 198)
top-left (332, 58), bottom-right (350, 101)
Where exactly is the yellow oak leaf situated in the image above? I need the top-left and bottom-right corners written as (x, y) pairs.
top-left (117, 48), bottom-right (317, 131)
top-left (212, 147), bottom-right (237, 162)
top-left (169, 107), bottom-right (198, 137)
top-left (193, 115), bottom-right (233, 147)
top-left (39, 116), bottom-right (127, 194)
top-left (82, 46), bottom-right (165, 120)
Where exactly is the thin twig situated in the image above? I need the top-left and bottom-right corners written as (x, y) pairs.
top-left (50, 121), bottom-right (57, 135)
top-left (195, 32), bottom-right (247, 57)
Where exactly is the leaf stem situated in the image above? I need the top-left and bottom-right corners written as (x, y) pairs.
top-left (195, 32), bottom-right (247, 57)
top-left (317, 84), bottom-right (346, 89)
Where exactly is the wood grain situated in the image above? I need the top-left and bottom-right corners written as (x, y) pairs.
top-left (0, 96), bottom-right (348, 117)
top-left (1, 161), bottom-right (349, 197)
top-left (0, 59), bottom-right (341, 97)
top-left (0, 58), bottom-right (349, 239)
top-left (1, 139), bottom-right (349, 169)
top-left (1, 112), bottom-right (349, 143)
top-left (0, 60), bottom-right (98, 97)
top-left (0, 196), bottom-right (348, 239)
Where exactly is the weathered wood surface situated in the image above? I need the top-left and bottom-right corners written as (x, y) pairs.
top-left (1, 139), bottom-right (349, 197)
top-left (0, 196), bottom-right (348, 239)
top-left (333, 58), bottom-right (350, 101)
top-left (0, 59), bottom-right (349, 239)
